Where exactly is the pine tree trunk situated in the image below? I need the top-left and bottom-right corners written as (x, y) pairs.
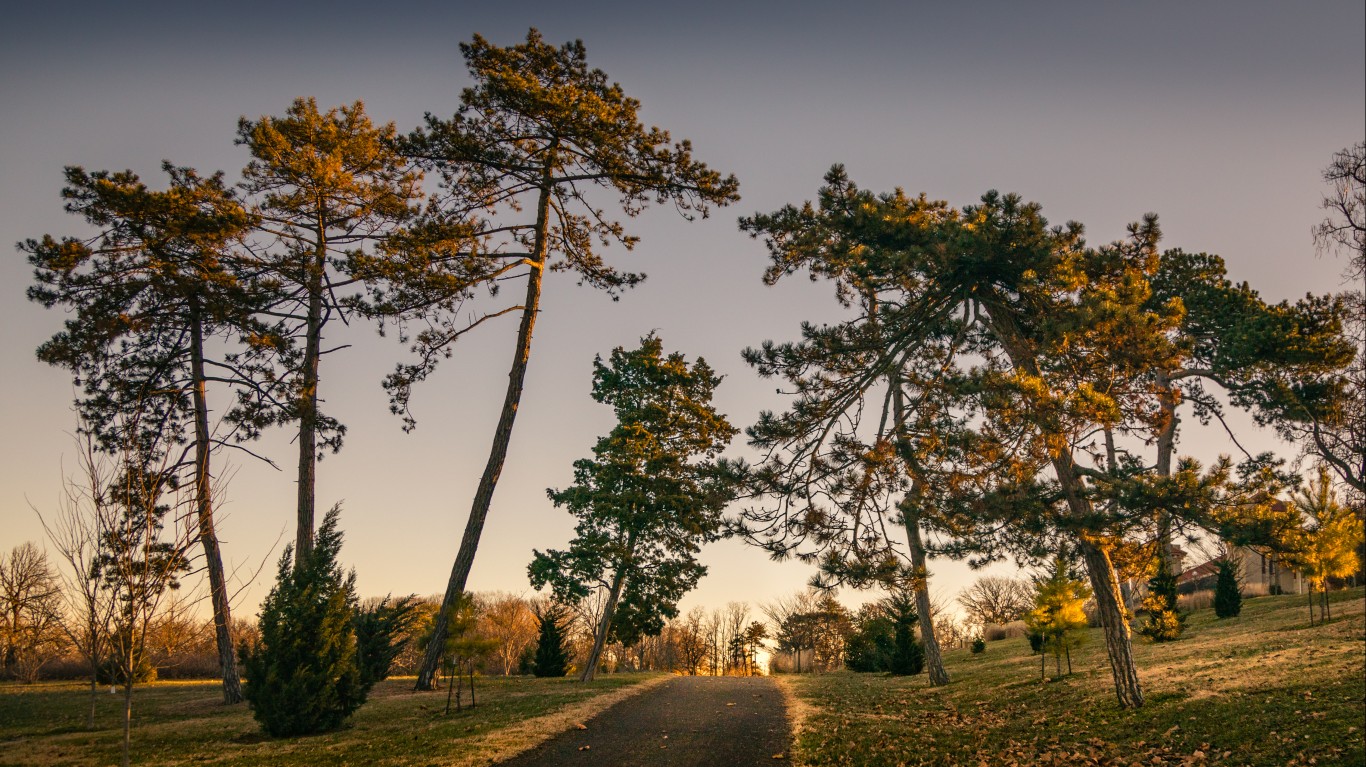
top-left (903, 507), bottom-right (949, 686)
top-left (1078, 538), bottom-right (1144, 708)
top-left (188, 304), bottom-right (242, 704)
top-left (1153, 375), bottom-right (1180, 569)
top-left (890, 374), bottom-right (948, 687)
top-left (295, 232), bottom-right (326, 566)
top-left (984, 308), bottom-right (1144, 707)
top-left (415, 170), bottom-right (555, 691)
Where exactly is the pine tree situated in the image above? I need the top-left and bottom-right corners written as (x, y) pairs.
top-left (25, 164), bottom-right (267, 704)
top-left (241, 507), bottom-right (369, 737)
top-left (532, 605), bottom-right (570, 678)
top-left (1024, 557), bottom-right (1091, 679)
top-left (236, 99), bottom-right (426, 565)
top-left (1213, 559), bottom-right (1242, 618)
top-left (402, 30), bottom-right (739, 690)
top-left (528, 335), bottom-right (736, 681)
top-left (887, 599), bottom-right (925, 676)
top-left (1291, 467), bottom-right (1365, 623)
top-left (1138, 550), bottom-right (1184, 642)
top-left (738, 168), bottom-right (1180, 706)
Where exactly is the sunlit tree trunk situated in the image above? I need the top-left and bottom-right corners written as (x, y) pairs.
top-left (416, 168), bottom-right (554, 690)
top-left (1076, 536), bottom-right (1144, 708)
top-left (582, 563), bottom-right (628, 683)
top-left (294, 228), bottom-right (325, 565)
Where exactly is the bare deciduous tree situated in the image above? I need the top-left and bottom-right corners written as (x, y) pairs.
top-left (0, 542), bottom-right (65, 682)
top-left (475, 592), bottom-right (538, 676)
top-left (956, 576), bottom-right (1033, 629)
top-left (35, 436), bottom-right (119, 727)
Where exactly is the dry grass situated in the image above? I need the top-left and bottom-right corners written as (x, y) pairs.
top-left (785, 588), bottom-right (1365, 767)
top-left (0, 672), bottom-right (663, 766)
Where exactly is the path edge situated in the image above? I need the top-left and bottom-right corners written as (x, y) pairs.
top-left (450, 673), bottom-right (674, 767)
top-left (771, 674), bottom-right (812, 765)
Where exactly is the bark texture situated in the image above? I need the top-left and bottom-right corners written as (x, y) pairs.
top-left (294, 238), bottom-right (324, 565)
top-left (904, 510), bottom-right (949, 686)
top-left (189, 306), bottom-right (242, 704)
top-left (1078, 537), bottom-right (1144, 708)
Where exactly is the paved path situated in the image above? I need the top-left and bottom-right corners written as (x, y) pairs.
top-left (497, 676), bottom-right (791, 767)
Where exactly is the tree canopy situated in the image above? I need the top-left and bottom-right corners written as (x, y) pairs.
top-left (529, 335), bottom-right (736, 681)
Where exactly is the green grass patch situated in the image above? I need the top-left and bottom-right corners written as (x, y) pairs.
top-left (0, 673), bottom-right (659, 766)
top-left (786, 588), bottom-right (1365, 767)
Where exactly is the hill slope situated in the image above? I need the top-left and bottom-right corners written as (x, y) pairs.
top-left (782, 588), bottom-right (1365, 767)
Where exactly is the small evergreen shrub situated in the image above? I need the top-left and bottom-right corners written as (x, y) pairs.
top-left (1026, 629), bottom-right (1044, 654)
top-left (888, 613), bottom-right (924, 675)
top-left (1139, 552), bottom-right (1185, 642)
top-left (355, 595), bottom-right (422, 685)
top-left (241, 508), bottom-right (370, 737)
top-left (845, 596), bottom-right (923, 674)
top-left (532, 605), bottom-right (570, 678)
top-left (1214, 559), bottom-right (1243, 618)
top-left (970, 637), bottom-right (986, 654)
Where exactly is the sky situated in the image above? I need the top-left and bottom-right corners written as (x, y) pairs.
top-left (2, 1), bottom-right (1362, 623)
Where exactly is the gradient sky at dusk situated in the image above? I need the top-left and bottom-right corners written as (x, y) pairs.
top-left (3, 1), bottom-right (1362, 619)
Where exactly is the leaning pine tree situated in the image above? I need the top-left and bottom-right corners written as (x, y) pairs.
top-left (242, 507), bottom-right (370, 737)
top-left (397, 30), bottom-right (739, 691)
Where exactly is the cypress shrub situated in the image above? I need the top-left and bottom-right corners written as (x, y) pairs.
top-left (532, 605), bottom-right (570, 678)
top-left (887, 602), bottom-right (924, 675)
top-left (355, 595), bottom-right (422, 685)
top-left (843, 621), bottom-right (890, 673)
top-left (1214, 559), bottom-right (1243, 618)
top-left (970, 636), bottom-right (986, 654)
top-left (242, 507), bottom-right (370, 737)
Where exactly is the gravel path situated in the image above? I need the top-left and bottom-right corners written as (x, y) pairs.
top-left (496, 675), bottom-right (791, 766)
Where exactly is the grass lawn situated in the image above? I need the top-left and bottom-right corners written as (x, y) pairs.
top-left (782, 588), bottom-right (1365, 767)
top-left (0, 672), bottom-right (663, 766)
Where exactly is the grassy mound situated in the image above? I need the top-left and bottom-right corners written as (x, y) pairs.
top-left (783, 588), bottom-right (1364, 767)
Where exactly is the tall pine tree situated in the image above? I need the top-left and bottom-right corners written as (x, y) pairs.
top-left (26, 164), bottom-right (269, 704)
top-left (399, 31), bottom-right (739, 690)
